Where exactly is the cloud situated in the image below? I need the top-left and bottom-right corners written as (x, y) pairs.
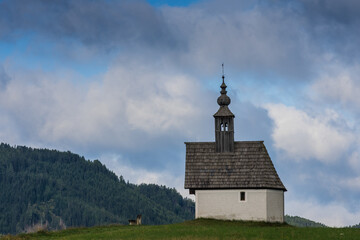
top-left (161, 1), bottom-right (315, 79)
top-left (99, 153), bottom-right (192, 199)
top-left (234, 101), bottom-right (274, 143)
top-left (287, 198), bottom-right (360, 227)
top-left (301, 0), bottom-right (360, 24)
top-left (3, 0), bottom-right (360, 83)
top-left (3, 0), bottom-right (360, 80)
top-left (2, 63), bottom-right (187, 136)
top-left (339, 176), bottom-right (360, 192)
top-left (311, 64), bottom-right (360, 113)
top-left (299, 0), bottom-right (360, 62)
top-left (348, 150), bottom-right (360, 173)
top-left (0, 0), bottom-right (333, 81)
top-left (0, 65), bottom-right (10, 90)
top-left (0, 0), bottom-right (179, 51)
top-left (266, 104), bottom-right (354, 163)
top-left (163, 0), bottom-right (360, 78)
top-left (0, 55), bottom-right (213, 166)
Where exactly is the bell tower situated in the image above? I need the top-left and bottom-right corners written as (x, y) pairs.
top-left (214, 65), bottom-right (235, 152)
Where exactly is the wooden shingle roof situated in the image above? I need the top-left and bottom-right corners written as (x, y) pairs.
top-left (184, 141), bottom-right (286, 191)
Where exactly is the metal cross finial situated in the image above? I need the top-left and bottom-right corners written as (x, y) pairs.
top-left (222, 63), bottom-right (225, 83)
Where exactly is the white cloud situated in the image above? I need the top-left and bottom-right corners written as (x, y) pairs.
top-left (123, 73), bottom-right (200, 134)
top-left (266, 104), bottom-right (354, 163)
top-left (339, 176), bottom-right (360, 192)
top-left (0, 59), bottom-right (208, 151)
top-left (99, 153), bottom-right (193, 200)
top-left (0, 110), bottom-right (22, 144)
top-left (311, 64), bottom-right (360, 112)
top-left (348, 150), bottom-right (360, 173)
top-left (286, 198), bottom-right (360, 227)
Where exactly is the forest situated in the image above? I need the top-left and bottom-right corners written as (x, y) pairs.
top-left (0, 143), bottom-right (194, 235)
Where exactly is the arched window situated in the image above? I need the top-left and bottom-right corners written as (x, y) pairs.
top-left (220, 123), bottom-right (224, 131)
top-left (225, 123), bottom-right (228, 131)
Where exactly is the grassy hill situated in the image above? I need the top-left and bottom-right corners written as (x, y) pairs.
top-left (284, 215), bottom-right (327, 227)
top-left (0, 143), bottom-right (194, 235)
top-left (2, 219), bottom-right (359, 240)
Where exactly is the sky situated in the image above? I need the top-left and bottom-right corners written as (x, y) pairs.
top-left (0, 0), bottom-right (360, 227)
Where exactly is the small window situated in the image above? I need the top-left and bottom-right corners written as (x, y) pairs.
top-left (225, 123), bottom-right (228, 131)
top-left (220, 123), bottom-right (224, 131)
top-left (240, 191), bottom-right (246, 201)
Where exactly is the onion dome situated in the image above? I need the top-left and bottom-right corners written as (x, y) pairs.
top-left (213, 75), bottom-right (234, 117)
top-left (217, 76), bottom-right (231, 106)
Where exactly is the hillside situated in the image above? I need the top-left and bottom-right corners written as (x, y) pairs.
top-left (2, 219), bottom-right (360, 240)
top-left (0, 143), bottom-right (194, 235)
top-left (285, 215), bottom-right (327, 227)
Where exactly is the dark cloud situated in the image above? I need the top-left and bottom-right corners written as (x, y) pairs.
top-left (157, 0), bottom-right (316, 81)
top-left (0, 0), bottom-right (180, 50)
top-left (301, 0), bottom-right (360, 24)
top-left (2, 0), bottom-right (360, 78)
top-left (299, 0), bottom-right (360, 62)
top-left (159, 0), bottom-right (360, 79)
top-left (0, 0), bottom-right (315, 81)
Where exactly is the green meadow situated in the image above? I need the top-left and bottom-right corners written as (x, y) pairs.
top-left (1, 219), bottom-right (359, 240)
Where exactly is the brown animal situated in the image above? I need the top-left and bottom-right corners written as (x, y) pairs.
top-left (128, 219), bottom-right (136, 225)
top-left (136, 214), bottom-right (142, 225)
top-left (128, 214), bottom-right (142, 225)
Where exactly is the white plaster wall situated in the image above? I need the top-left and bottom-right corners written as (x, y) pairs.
top-left (195, 189), bottom-right (284, 222)
top-left (195, 189), bottom-right (267, 221)
top-left (266, 189), bottom-right (284, 222)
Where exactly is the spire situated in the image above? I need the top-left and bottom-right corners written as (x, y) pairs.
top-left (213, 64), bottom-right (235, 152)
top-left (215, 64), bottom-right (233, 115)
top-left (218, 63), bottom-right (230, 105)
top-left (222, 63), bottom-right (225, 83)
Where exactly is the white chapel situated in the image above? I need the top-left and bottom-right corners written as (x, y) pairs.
top-left (184, 72), bottom-right (286, 222)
